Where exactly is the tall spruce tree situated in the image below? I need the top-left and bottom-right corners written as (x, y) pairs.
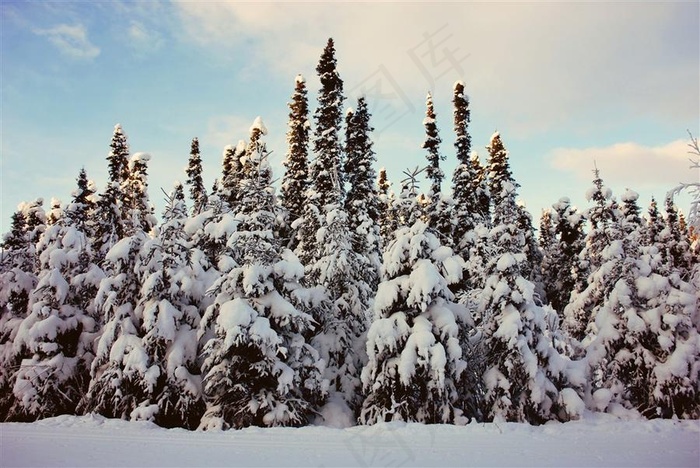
top-left (451, 81), bottom-right (482, 249)
top-left (344, 97), bottom-right (381, 293)
top-left (185, 137), bottom-right (208, 215)
top-left (563, 169), bottom-right (621, 342)
top-left (479, 135), bottom-right (572, 423)
top-left (281, 75), bottom-right (310, 249)
top-left (422, 92), bottom-right (446, 232)
top-left (296, 39), bottom-right (346, 268)
top-left (94, 125), bottom-right (130, 257)
top-left (199, 118), bottom-right (325, 429)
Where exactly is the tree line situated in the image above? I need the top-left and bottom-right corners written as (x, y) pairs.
top-left (0, 38), bottom-right (698, 430)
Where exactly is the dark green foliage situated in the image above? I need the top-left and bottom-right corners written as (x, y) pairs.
top-left (185, 137), bottom-right (208, 215)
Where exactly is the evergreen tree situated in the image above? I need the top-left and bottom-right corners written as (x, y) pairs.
top-left (487, 132), bottom-right (517, 228)
top-left (472, 151), bottom-right (492, 228)
top-left (422, 92), bottom-right (445, 232)
top-left (185, 137), bottom-right (208, 216)
top-left (517, 203), bottom-right (544, 300)
top-left (479, 134), bottom-right (572, 423)
top-left (9, 210), bottom-right (98, 421)
top-left (541, 198), bottom-right (586, 316)
top-left (451, 82), bottom-right (483, 251)
top-left (220, 141), bottom-right (246, 211)
top-left (311, 38), bottom-right (345, 208)
top-left (376, 168), bottom-right (398, 247)
top-left (563, 169), bottom-right (620, 342)
top-left (344, 97), bottom-right (381, 293)
top-left (66, 168), bottom-right (97, 238)
top-left (198, 118), bottom-right (325, 429)
top-left (394, 167), bottom-right (424, 229)
top-left (660, 197), bottom-right (693, 280)
top-left (296, 39), bottom-right (346, 269)
top-left (360, 220), bottom-right (472, 424)
top-left (80, 232), bottom-right (150, 418)
top-left (583, 204), bottom-right (699, 418)
top-left (129, 184), bottom-right (206, 429)
top-left (642, 197), bottom-right (664, 252)
top-left (94, 125), bottom-right (130, 257)
top-left (0, 208), bottom-right (39, 418)
top-left (479, 246), bottom-right (573, 423)
top-left (122, 153), bottom-right (156, 236)
top-left (281, 75), bottom-right (310, 249)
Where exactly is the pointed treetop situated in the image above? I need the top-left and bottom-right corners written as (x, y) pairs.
top-left (490, 130), bottom-right (501, 143)
top-left (346, 107), bottom-right (354, 117)
top-left (453, 80), bottom-right (465, 90)
top-left (295, 74), bottom-right (305, 84)
top-left (250, 116), bottom-right (268, 136)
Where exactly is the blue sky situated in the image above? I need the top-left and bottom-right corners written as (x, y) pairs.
top-left (2, 1), bottom-right (698, 234)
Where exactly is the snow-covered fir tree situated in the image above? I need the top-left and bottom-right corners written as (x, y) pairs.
top-left (185, 137), bottom-right (208, 216)
top-left (563, 169), bottom-right (621, 342)
top-left (422, 92), bottom-right (449, 238)
top-left (516, 203), bottom-right (544, 300)
top-left (311, 38), bottom-right (345, 207)
top-left (65, 169), bottom-right (97, 239)
top-left (122, 153), bottom-right (156, 237)
top-left (479, 136), bottom-right (573, 424)
top-left (0, 203), bottom-right (45, 419)
top-left (295, 37), bottom-right (346, 268)
top-left (376, 167), bottom-right (398, 247)
top-left (280, 74), bottom-right (310, 249)
top-left (540, 198), bottom-right (586, 317)
top-left (220, 141), bottom-right (246, 210)
top-left (583, 196), bottom-right (700, 418)
top-left (659, 197), bottom-right (693, 281)
top-left (79, 229), bottom-right (150, 419)
top-left (198, 118), bottom-right (325, 430)
top-left (80, 154), bottom-right (156, 419)
top-left (394, 167), bottom-right (424, 229)
top-left (94, 125), bottom-right (130, 257)
top-left (9, 204), bottom-right (99, 421)
top-left (343, 97), bottom-right (381, 293)
top-left (451, 82), bottom-right (483, 252)
top-left (642, 197), bottom-right (664, 248)
top-left (360, 220), bottom-right (472, 424)
top-left (129, 184), bottom-right (206, 429)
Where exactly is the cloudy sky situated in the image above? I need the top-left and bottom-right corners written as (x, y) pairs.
top-left (2, 1), bottom-right (698, 234)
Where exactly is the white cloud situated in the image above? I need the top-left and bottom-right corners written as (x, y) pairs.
top-left (549, 139), bottom-right (696, 189)
top-left (34, 24), bottom-right (100, 60)
top-left (172, 2), bottom-right (699, 136)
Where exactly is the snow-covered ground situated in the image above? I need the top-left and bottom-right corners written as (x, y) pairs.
top-left (2, 413), bottom-right (698, 467)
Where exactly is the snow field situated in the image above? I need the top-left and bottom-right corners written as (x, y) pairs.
top-left (2, 413), bottom-right (698, 467)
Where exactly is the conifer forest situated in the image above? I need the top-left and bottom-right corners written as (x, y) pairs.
top-left (1, 38), bottom-right (698, 431)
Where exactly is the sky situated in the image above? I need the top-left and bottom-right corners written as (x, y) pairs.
top-left (1, 1), bottom-right (699, 235)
